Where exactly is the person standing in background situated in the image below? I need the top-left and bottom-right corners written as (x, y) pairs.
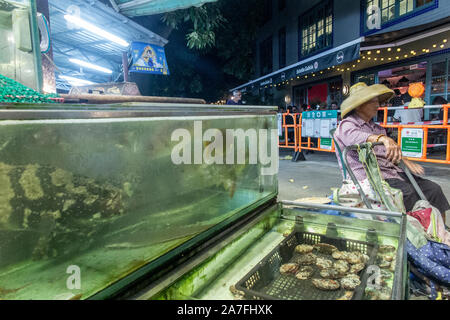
top-left (227, 90), bottom-right (243, 105)
top-left (330, 101), bottom-right (339, 110)
top-left (391, 89), bottom-right (404, 107)
top-left (432, 96), bottom-right (448, 121)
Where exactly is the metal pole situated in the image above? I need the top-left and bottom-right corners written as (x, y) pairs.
top-left (122, 52), bottom-right (129, 83)
top-left (281, 200), bottom-right (403, 218)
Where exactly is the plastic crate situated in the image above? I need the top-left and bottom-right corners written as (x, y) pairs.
top-left (235, 231), bottom-right (379, 300)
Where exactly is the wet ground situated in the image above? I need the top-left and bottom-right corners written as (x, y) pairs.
top-left (278, 149), bottom-right (450, 227)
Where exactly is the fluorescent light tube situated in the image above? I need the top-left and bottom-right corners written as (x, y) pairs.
top-left (59, 75), bottom-right (94, 86)
top-left (69, 58), bottom-right (113, 74)
top-left (64, 14), bottom-right (129, 47)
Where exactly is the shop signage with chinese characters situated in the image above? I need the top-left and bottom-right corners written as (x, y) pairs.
top-left (130, 42), bottom-right (170, 75)
top-left (401, 128), bottom-right (424, 158)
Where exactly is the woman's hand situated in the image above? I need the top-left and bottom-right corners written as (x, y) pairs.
top-left (403, 159), bottom-right (425, 176)
top-left (379, 136), bottom-right (402, 164)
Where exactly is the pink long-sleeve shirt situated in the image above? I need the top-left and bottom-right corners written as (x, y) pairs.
top-left (334, 113), bottom-right (404, 181)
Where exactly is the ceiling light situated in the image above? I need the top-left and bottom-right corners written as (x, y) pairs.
top-left (69, 58), bottom-right (113, 74)
top-left (64, 14), bottom-right (129, 47)
top-left (59, 75), bottom-right (94, 86)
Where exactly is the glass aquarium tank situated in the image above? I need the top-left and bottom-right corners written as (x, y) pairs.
top-left (0, 103), bottom-right (278, 299)
top-left (0, 0), bottom-right (41, 91)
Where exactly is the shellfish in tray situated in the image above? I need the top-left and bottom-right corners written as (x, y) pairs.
top-left (333, 260), bottom-right (350, 274)
top-left (279, 263), bottom-right (299, 275)
top-left (338, 291), bottom-right (354, 300)
top-left (377, 255), bottom-right (392, 269)
top-left (319, 268), bottom-right (343, 280)
top-left (316, 257), bottom-right (333, 270)
top-left (341, 274), bottom-right (361, 290)
top-left (295, 266), bottom-right (314, 280)
top-left (349, 263), bottom-right (365, 274)
top-left (332, 251), bottom-right (350, 260)
top-left (365, 286), bottom-right (392, 300)
top-left (313, 243), bottom-right (338, 254)
top-left (295, 244), bottom-right (314, 254)
top-left (378, 245), bottom-right (396, 254)
top-left (295, 253), bottom-right (317, 266)
top-left (311, 279), bottom-right (340, 291)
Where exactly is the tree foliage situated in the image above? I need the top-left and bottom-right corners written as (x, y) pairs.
top-left (162, 5), bottom-right (225, 50)
top-left (131, 0), bottom-right (269, 102)
top-left (162, 0), bottom-right (266, 81)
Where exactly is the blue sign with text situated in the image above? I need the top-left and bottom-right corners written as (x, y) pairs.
top-left (130, 42), bottom-right (170, 75)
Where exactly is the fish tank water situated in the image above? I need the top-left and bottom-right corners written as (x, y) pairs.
top-left (0, 103), bottom-right (278, 299)
top-left (0, 0), bottom-right (41, 91)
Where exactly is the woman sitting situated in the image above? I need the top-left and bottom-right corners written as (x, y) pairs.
top-left (334, 83), bottom-right (449, 219)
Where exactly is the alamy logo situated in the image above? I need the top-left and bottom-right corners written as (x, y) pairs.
top-left (66, 5), bottom-right (81, 30)
top-left (66, 265), bottom-right (81, 290)
top-left (171, 121), bottom-right (279, 176)
top-left (367, 5), bottom-right (381, 30)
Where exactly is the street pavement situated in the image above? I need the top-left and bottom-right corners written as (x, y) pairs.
top-left (278, 149), bottom-right (450, 226)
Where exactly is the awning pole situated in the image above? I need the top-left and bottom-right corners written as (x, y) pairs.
top-left (123, 52), bottom-right (129, 83)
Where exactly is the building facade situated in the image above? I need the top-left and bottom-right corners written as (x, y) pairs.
top-left (233, 0), bottom-right (450, 120)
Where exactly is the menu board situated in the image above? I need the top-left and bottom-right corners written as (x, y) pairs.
top-left (301, 110), bottom-right (338, 138)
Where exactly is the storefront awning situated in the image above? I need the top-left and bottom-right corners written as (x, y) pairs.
top-left (232, 38), bottom-right (363, 94)
top-left (112, 0), bottom-right (218, 16)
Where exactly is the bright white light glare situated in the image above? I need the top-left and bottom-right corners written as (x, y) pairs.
top-left (64, 14), bottom-right (129, 47)
top-left (69, 58), bottom-right (113, 74)
top-left (59, 75), bottom-right (94, 86)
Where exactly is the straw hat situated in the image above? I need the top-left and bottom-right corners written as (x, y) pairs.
top-left (341, 82), bottom-right (394, 118)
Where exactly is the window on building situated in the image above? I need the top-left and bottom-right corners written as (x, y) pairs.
top-left (260, 36), bottom-right (273, 76)
top-left (329, 80), bottom-right (343, 105)
top-left (278, 0), bottom-right (286, 11)
top-left (430, 59), bottom-right (449, 102)
top-left (279, 27), bottom-right (286, 69)
top-left (299, 0), bottom-right (333, 59)
top-left (363, 0), bottom-right (436, 33)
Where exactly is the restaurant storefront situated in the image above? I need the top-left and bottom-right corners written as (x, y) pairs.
top-left (232, 18), bottom-right (449, 116)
